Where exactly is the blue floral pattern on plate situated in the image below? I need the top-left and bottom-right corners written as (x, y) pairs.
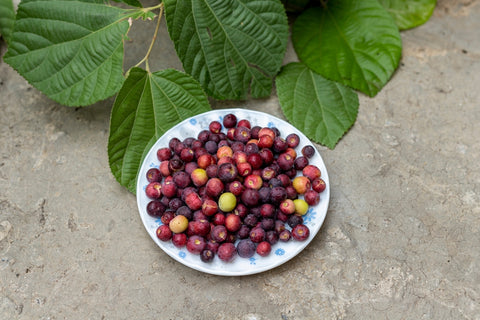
top-left (136, 109), bottom-right (330, 276)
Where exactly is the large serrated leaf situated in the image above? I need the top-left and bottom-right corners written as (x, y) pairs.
top-left (164, 0), bottom-right (288, 100)
top-left (292, 0), bottom-right (402, 97)
top-left (276, 63), bottom-right (359, 149)
top-left (4, 0), bottom-right (132, 106)
top-left (379, 0), bottom-right (436, 30)
top-left (108, 67), bottom-right (211, 194)
top-left (0, 0), bottom-right (15, 44)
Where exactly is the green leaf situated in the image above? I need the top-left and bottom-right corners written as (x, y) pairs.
top-left (4, 0), bottom-right (133, 106)
top-left (292, 0), bottom-right (402, 97)
top-left (164, 0), bottom-right (289, 100)
top-left (276, 62), bottom-right (359, 149)
top-left (108, 68), bottom-right (211, 194)
top-left (379, 0), bottom-right (436, 30)
top-left (0, 0), bottom-right (15, 44)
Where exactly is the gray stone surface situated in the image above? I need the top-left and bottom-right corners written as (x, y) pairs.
top-left (1, 1), bottom-right (479, 319)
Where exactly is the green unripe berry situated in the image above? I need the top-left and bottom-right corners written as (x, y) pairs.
top-left (293, 199), bottom-right (309, 215)
top-left (218, 192), bottom-right (237, 212)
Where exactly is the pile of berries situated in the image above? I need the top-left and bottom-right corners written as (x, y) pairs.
top-left (144, 113), bottom-right (326, 263)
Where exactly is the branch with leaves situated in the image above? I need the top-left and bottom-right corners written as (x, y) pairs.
top-left (0, 0), bottom-right (436, 193)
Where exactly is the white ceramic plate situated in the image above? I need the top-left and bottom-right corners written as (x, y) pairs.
top-left (136, 109), bottom-right (330, 276)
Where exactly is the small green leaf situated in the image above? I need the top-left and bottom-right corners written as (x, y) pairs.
top-left (4, 0), bottom-right (133, 106)
top-left (292, 0), bottom-right (402, 97)
top-left (0, 0), bottom-right (15, 44)
top-left (276, 63), bottom-right (359, 149)
top-left (108, 68), bottom-right (211, 194)
top-left (379, 0), bottom-right (436, 30)
top-left (164, 0), bottom-right (288, 100)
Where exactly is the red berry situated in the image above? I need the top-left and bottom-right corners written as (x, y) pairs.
top-left (292, 224), bottom-right (310, 241)
top-left (217, 243), bottom-right (237, 262)
top-left (156, 225), bottom-right (172, 241)
top-left (256, 241), bottom-right (271, 257)
top-left (209, 121), bottom-right (222, 134)
top-left (187, 235), bottom-right (207, 254)
top-left (222, 114), bottom-right (237, 128)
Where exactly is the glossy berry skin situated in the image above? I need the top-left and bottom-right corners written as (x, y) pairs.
top-left (249, 227), bottom-right (266, 243)
top-left (212, 213), bottom-right (226, 226)
top-left (279, 199), bottom-right (295, 215)
top-left (172, 233), bottom-right (187, 248)
top-left (265, 231), bottom-right (278, 245)
top-left (218, 192), bottom-right (237, 213)
top-left (236, 239), bottom-right (256, 258)
top-left (278, 229), bottom-right (291, 242)
top-left (160, 211), bottom-right (174, 225)
top-left (185, 192), bottom-right (202, 211)
top-left (217, 243), bottom-right (237, 262)
top-left (302, 165), bottom-right (321, 182)
top-left (294, 156), bottom-right (309, 170)
top-left (146, 200), bottom-right (166, 217)
top-left (169, 215), bottom-right (189, 233)
top-left (256, 241), bottom-right (272, 257)
top-left (237, 119), bottom-right (251, 129)
top-left (292, 176), bottom-right (311, 194)
top-left (301, 145), bottom-right (315, 158)
top-left (287, 214), bottom-right (304, 228)
top-left (209, 121), bottom-right (222, 134)
top-left (244, 174), bottom-right (263, 190)
top-left (234, 126), bottom-right (251, 143)
top-left (217, 163), bottom-right (238, 183)
top-left (211, 225), bottom-right (228, 242)
top-left (180, 148), bottom-right (195, 162)
top-left (225, 213), bottom-right (241, 232)
top-left (229, 180), bottom-right (245, 196)
top-left (292, 224), bottom-right (310, 241)
top-left (312, 178), bottom-right (327, 193)
top-left (200, 249), bottom-right (215, 262)
top-left (260, 203), bottom-right (275, 218)
top-left (156, 225), bottom-right (172, 241)
top-left (205, 178), bottom-right (224, 198)
top-left (286, 133), bottom-right (300, 148)
top-left (202, 199), bottom-right (218, 216)
top-left (186, 235), bottom-right (207, 254)
top-left (145, 182), bottom-right (162, 199)
top-left (222, 113), bottom-right (237, 128)
top-left (191, 168), bottom-right (208, 187)
top-left (241, 189), bottom-right (260, 207)
top-left (157, 147), bottom-right (172, 161)
top-left (146, 168), bottom-right (161, 182)
top-left (304, 190), bottom-right (320, 206)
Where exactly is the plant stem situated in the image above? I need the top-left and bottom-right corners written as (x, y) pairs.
top-left (319, 0), bottom-right (327, 8)
top-left (135, 3), bottom-right (164, 72)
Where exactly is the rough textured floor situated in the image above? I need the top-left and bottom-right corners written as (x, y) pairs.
top-left (1, 1), bottom-right (479, 319)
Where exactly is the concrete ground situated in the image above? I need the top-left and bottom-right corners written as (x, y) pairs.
top-left (1, 0), bottom-right (479, 319)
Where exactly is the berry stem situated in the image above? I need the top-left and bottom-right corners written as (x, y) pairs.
top-left (135, 3), bottom-right (164, 72)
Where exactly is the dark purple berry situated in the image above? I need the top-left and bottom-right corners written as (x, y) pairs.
top-left (146, 200), bottom-right (166, 217)
top-left (222, 114), bottom-right (237, 128)
top-left (236, 239), bottom-right (256, 258)
top-left (200, 249), bottom-right (215, 262)
top-left (146, 168), bottom-right (161, 182)
top-left (301, 145), bottom-right (315, 158)
top-left (287, 214), bottom-right (304, 228)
